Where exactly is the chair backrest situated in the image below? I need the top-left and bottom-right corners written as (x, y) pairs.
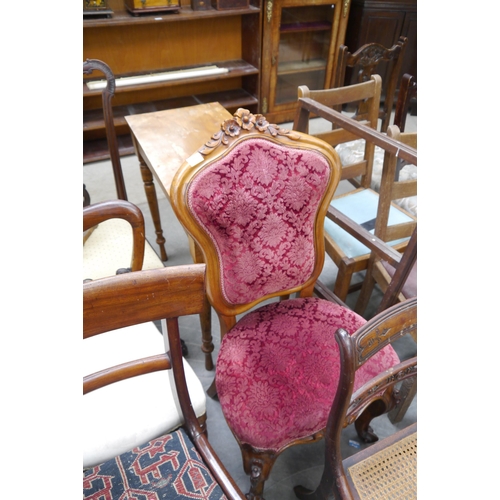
top-left (83, 199), bottom-right (146, 275)
top-left (170, 108), bottom-right (341, 333)
top-left (334, 36), bottom-right (408, 132)
top-left (394, 73), bottom-right (417, 132)
top-left (83, 59), bottom-right (127, 201)
top-left (374, 124), bottom-right (417, 244)
top-left (294, 75), bottom-right (382, 189)
top-left (83, 264), bottom-right (244, 498)
top-left (318, 297), bottom-right (417, 499)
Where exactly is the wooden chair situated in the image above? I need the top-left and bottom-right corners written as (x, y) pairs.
top-left (355, 125), bottom-right (417, 316)
top-left (333, 36), bottom-right (408, 132)
top-left (294, 89), bottom-right (417, 303)
top-left (294, 297), bottom-right (417, 500)
top-left (170, 108), bottom-right (410, 499)
top-left (296, 75), bottom-right (382, 192)
top-left (83, 199), bottom-right (216, 368)
top-left (83, 264), bottom-right (245, 499)
top-left (83, 59), bottom-right (128, 202)
top-left (394, 73), bottom-right (417, 132)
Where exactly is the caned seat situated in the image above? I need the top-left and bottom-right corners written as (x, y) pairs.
top-left (294, 298), bottom-right (417, 500)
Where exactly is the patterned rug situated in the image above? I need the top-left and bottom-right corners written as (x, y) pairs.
top-left (83, 427), bottom-right (227, 499)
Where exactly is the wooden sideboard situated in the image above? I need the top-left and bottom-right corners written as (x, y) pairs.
top-left (83, 0), bottom-right (262, 162)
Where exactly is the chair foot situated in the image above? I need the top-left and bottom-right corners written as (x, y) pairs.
top-left (180, 339), bottom-right (189, 357)
top-left (354, 399), bottom-right (387, 443)
top-left (293, 485), bottom-right (314, 499)
top-left (207, 378), bottom-right (218, 399)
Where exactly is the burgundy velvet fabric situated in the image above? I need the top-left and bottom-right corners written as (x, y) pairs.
top-left (188, 137), bottom-right (331, 305)
top-left (215, 297), bottom-right (400, 452)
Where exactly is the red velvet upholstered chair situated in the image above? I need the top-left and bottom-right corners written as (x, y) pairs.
top-left (170, 109), bottom-right (406, 499)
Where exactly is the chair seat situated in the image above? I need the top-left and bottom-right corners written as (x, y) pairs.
top-left (83, 322), bottom-right (206, 468)
top-left (325, 189), bottom-right (414, 259)
top-left (381, 259), bottom-right (417, 298)
top-left (215, 297), bottom-right (400, 452)
top-left (83, 218), bottom-right (163, 281)
top-left (83, 427), bottom-right (226, 499)
top-left (335, 139), bottom-right (417, 217)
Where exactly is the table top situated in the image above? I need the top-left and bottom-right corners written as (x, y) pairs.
top-left (125, 102), bottom-right (232, 200)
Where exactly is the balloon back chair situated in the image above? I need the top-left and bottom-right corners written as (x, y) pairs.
top-left (83, 264), bottom-right (245, 499)
top-left (170, 109), bottom-right (404, 499)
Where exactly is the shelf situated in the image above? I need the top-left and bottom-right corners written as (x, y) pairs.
top-left (277, 59), bottom-right (326, 76)
top-left (83, 60), bottom-right (259, 97)
top-left (280, 21), bottom-right (331, 33)
top-left (83, 5), bottom-right (260, 28)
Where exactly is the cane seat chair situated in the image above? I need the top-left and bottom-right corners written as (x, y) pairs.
top-left (294, 86), bottom-right (417, 303)
top-left (294, 297), bottom-right (417, 500)
top-left (333, 36), bottom-right (408, 132)
top-left (83, 264), bottom-right (245, 499)
top-left (170, 108), bottom-right (406, 499)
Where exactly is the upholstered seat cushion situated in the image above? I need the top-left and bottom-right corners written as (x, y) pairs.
top-left (83, 427), bottom-right (226, 499)
top-left (325, 189), bottom-right (414, 259)
top-left (83, 218), bottom-right (163, 281)
top-left (335, 139), bottom-right (417, 216)
top-left (83, 322), bottom-right (206, 468)
top-left (215, 297), bottom-right (400, 452)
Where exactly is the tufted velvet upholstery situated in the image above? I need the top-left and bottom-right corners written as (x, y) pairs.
top-left (215, 297), bottom-right (399, 452)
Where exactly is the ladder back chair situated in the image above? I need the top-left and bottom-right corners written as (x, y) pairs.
top-left (294, 297), bottom-right (417, 500)
top-left (83, 264), bottom-right (245, 500)
top-left (333, 36), bottom-right (408, 132)
top-left (170, 108), bottom-right (409, 500)
top-left (294, 89), bottom-right (417, 303)
top-left (355, 125), bottom-right (417, 316)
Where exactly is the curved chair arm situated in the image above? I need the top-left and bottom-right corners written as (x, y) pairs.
top-left (83, 199), bottom-right (146, 274)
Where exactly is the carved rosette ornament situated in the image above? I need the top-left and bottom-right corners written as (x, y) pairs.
top-left (198, 108), bottom-right (301, 156)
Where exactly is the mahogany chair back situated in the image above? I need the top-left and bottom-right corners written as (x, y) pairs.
top-left (294, 297), bottom-right (417, 500)
top-left (333, 36), bottom-right (408, 132)
top-left (394, 73), bottom-right (417, 132)
top-left (83, 264), bottom-right (245, 499)
top-left (83, 59), bottom-right (127, 201)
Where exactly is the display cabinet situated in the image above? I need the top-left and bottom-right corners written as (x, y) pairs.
top-left (83, 0), bottom-right (262, 162)
top-left (260, 0), bottom-right (350, 124)
top-left (342, 0), bottom-right (416, 101)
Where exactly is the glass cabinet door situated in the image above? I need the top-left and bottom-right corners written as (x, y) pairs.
top-left (273, 4), bottom-right (335, 106)
top-left (261, 0), bottom-right (350, 123)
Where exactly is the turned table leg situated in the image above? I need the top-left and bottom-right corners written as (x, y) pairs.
top-left (137, 155), bottom-right (168, 262)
